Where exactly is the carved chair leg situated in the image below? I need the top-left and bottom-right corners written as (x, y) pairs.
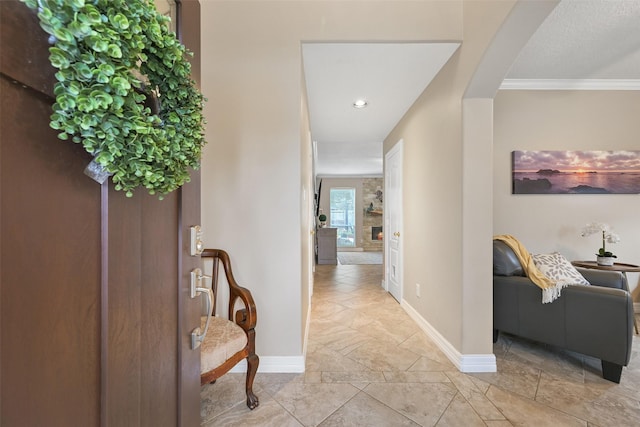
top-left (245, 354), bottom-right (260, 409)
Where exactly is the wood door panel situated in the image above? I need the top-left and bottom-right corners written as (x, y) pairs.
top-left (0, 2), bottom-right (55, 96)
top-left (106, 189), bottom-right (182, 427)
top-left (1, 77), bottom-right (101, 425)
top-left (105, 189), bottom-right (143, 426)
top-left (140, 192), bottom-right (179, 426)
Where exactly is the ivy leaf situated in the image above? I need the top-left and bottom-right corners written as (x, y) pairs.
top-left (107, 44), bottom-right (122, 58)
top-left (68, 20), bottom-right (92, 38)
top-left (49, 47), bottom-right (71, 69)
top-left (78, 6), bottom-right (102, 24)
top-left (73, 62), bottom-right (93, 80)
top-left (56, 94), bottom-right (76, 111)
top-left (110, 13), bottom-right (129, 30)
top-left (52, 27), bottom-right (75, 43)
top-left (98, 63), bottom-right (115, 76)
top-left (67, 81), bottom-right (82, 96)
top-left (110, 76), bottom-right (131, 96)
top-left (86, 35), bottom-right (108, 52)
top-left (96, 151), bottom-right (114, 165)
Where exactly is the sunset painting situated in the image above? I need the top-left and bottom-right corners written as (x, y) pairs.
top-left (512, 150), bottom-right (640, 194)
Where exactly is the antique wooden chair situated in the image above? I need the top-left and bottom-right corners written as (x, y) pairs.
top-left (197, 249), bottom-right (259, 409)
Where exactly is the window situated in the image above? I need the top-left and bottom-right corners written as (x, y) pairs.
top-left (330, 188), bottom-right (356, 248)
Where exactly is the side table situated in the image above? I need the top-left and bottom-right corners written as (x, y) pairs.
top-left (572, 261), bottom-right (640, 334)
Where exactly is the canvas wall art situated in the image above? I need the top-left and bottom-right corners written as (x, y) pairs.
top-left (512, 150), bottom-right (640, 194)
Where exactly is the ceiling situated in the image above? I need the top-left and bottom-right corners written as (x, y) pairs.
top-left (303, 0), bottom-right (640, 178)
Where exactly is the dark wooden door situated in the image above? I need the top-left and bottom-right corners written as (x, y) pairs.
top-left (0, 1), bottom-right (202, 426)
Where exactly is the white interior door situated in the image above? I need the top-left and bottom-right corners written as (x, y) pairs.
top-left (385, 140), bottom-right (403, 302)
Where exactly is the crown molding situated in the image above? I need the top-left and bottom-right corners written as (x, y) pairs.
top-left (500, 79), bottom-right (640, 91)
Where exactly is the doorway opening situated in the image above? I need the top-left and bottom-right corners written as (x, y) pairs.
top-left (329, 187), bottom-right (356, 248)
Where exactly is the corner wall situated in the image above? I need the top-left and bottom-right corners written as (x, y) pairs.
top-left (384, 0), bottom-right (517, 356)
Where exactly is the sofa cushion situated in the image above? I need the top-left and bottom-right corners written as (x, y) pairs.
top-left (493, 240), bottom-right (525, 276)
top-left (532, 252), bottom-right (590, 287)
top-left (200, 316), bottom-right (248, 374)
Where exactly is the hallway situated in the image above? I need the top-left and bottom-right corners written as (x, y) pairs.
top-left (201, 264), bottom-right (640, 426)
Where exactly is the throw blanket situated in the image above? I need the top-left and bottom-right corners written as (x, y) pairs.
top-left (493, 234), bottom-right (560, 303)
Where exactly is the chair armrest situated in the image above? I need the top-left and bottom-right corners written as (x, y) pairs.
top-left (576, 268), bottom-right (626, 290)
top-left (231, 286), bottom-right (257, 332)
top-left (202, 248), bottom-right (257, 332)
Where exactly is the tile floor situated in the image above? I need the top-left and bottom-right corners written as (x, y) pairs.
top-left (201, 264), bottom-right (640, 426)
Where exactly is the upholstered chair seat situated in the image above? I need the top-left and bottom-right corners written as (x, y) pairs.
top-left (200, 317), bottom-right (248, 374)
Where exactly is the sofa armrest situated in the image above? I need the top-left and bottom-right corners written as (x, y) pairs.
top-left (576, 268), bottom-right (626, 290)
top-left (564, 284), bottom-right (633, 366)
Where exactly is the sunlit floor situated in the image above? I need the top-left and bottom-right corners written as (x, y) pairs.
top-left (201, 263), bottom-right (640, 426)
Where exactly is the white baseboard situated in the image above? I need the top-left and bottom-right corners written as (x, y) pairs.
top-left (401, 300), bottom-right (496, 373)
top-left (229, 356), bottom-right (306, 373)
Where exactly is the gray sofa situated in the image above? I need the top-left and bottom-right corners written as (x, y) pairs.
top-left (493, 240), bottom-right (633, 383)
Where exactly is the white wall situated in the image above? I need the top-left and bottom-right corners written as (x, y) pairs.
top-left (493, 90), bottom-right (640, 297)
top-left (200, 1), bottom-right (462, 367)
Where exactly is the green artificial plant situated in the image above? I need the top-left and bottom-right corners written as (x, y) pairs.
top-left (21, 0), bottom-right (206, 197)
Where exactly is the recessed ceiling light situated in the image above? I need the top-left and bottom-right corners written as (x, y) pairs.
top-left (353, 99), bottom-right (368, 109)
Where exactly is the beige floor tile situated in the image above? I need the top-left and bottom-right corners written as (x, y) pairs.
top-left (445, 371), bottom-right (505, 421)
top-left (399, 332), bottom-right (455, 366)
top-left (504, 335), bottom-right (585, 382)
top-left (363, 382), bottom-right (457, 426)
top-left (408, 356), bottom-right (456, 372)
top-left (470, 358), bottom-right (541, 400)
top-left (254, 373), bottom-right (306, 398)
top-left (358, 318), bottom-right (421, 344)
top-left (535, 372), bottom-right (640, 426)
top-left (486, 385), bottom-right (587, 426)
top-left (270, 382), bottom-right (360, 427)
top-left (321, 370), bottom-right (386, 383)
top-left (345, 339), bottom-right (421, 372)
top-left (310, 300), bottom-right (350, 319)
top-left (201, 375), bottom-right (254, 423)
top-left (383, 370), bottom-right (451, 383)
top-left (318, 391), bottom-right (420, 427)
top-left (329, 308), bottom-right (378, 330)
top-left (305, 343), bottom-right (370, 372)
top-left (202, 394), bottom-right (303, 427)
top-left (312, 325), bottom-right (373, 355)
top-left (303, 370), bottom-right (322, 383)
top-left (436, 393), bottom-right (486, 426)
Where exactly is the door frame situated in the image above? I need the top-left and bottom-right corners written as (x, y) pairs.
top-left (384, 139), bottom-right (403, 302)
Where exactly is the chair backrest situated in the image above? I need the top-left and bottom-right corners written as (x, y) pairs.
top-left (493, 240), bottom-right (525, 277)
top-left (200, 248), bottom-right (251, 321)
